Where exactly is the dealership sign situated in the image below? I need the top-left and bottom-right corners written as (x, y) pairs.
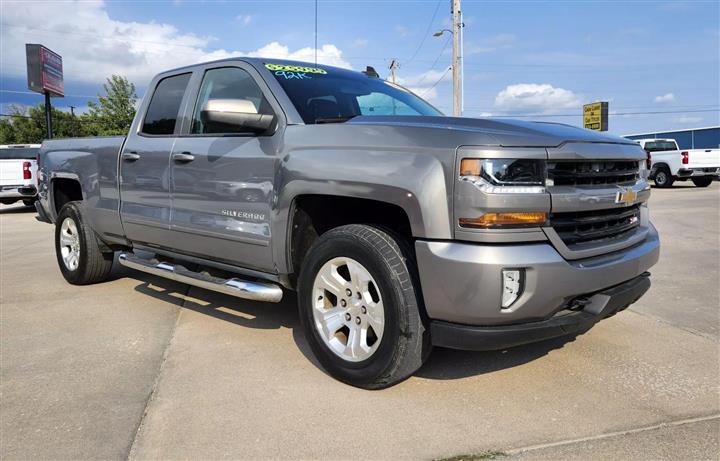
top-left (583, 101), bottom-right (608, 131)
top-left (26, 44), bottom-right (64, 97)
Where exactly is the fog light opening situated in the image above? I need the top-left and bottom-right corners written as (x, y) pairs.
top-left (501, 269), bottom-right (524, 309)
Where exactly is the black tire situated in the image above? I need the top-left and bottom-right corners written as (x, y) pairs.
top-left (1, 199), bottom-right (18, 205)
top-left (691, 177), bottom-right (713, 188)
top-left (298, 224), bottom-right (429, 389)
top-left (54, 201), bottom-right (114, 285)
top-left (653, 167), bottom-right (674, 188)
top-left (22, 199), bottom-right (35, 207)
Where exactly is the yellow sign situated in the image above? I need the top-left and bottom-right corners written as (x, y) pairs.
top-left (583, 101), bottom-right (608, 131)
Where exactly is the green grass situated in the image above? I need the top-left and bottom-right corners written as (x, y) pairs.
top-left (437, 450), bottom-right (507, 461)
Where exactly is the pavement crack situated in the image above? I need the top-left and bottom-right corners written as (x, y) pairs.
top-left (505, 413), bottom-right (720, 457)
top-left (125, 284), bottom-right (190, 460)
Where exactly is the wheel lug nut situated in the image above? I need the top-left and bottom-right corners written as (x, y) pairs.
top-left (340, 299), bottom-right (347, 307)
top-left (361, 306), bottom-right (367, 314)
top-left (355, 317), bottom-right (361, 324)
top-left (356, 292), bottom-right (361, 299)
top-left (345, 313), bottom-right (351, 321)
top-left (345, 288), bottom-right (352, 296)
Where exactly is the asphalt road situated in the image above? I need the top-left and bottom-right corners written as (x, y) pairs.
top-left (1, 183), bottom-right (718, 460)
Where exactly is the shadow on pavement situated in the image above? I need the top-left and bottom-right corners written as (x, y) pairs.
top-left (117, 263), bottom-right (588, 382)
top-left (0, 204), bottom-right (36, 214)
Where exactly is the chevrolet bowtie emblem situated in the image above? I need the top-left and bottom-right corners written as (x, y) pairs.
top-left (616, 188), bottom-right (638, 204)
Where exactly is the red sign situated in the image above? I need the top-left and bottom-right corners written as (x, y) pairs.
top-left (26, 44), bottom-right (64, 97)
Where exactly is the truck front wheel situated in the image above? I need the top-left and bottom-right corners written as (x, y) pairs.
top-left (298, 224), bottom-right (429, 389)
top-left (653, 167), bottom-right (674, 188)
top-left (54, 201), bottom-right (114, 285)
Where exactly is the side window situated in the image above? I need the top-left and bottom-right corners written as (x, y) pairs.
top-left (356, 92), bottom-right (417, 116)
top-left (192, 67), bottom-right (272, 134)
top-left (142, 73), bottom-right (191, 135)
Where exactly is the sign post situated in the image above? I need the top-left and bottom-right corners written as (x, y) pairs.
top-left (583, 101), bottom-right (608, 131)
top-left (25, 44), bottom-right (64, 139)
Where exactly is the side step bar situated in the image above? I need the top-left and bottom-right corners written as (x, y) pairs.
top-left (118, 253), bottom-right (283, 303)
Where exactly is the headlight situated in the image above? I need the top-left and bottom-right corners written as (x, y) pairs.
top-left (460, 158), bottom-right (545, 193)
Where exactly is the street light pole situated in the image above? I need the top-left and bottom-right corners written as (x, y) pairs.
top-left (451, 0), bottom-right (460, 116)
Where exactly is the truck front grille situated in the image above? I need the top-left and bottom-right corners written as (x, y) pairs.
top-left (550, 204), bottom-right (641, 245)
top-left (548, 160), bottom-right (639, 186)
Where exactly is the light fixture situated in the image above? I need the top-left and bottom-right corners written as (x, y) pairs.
top-left (501, 269), bottom-right (524, 308)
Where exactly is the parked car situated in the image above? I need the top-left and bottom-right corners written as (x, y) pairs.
top-left (36, 58), bottom-right (659, 388)
top-left (635, 138), bottom-right (719, 188)
top-left (0, 144), bottom-right (40, 206)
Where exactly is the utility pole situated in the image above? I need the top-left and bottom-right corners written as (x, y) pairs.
top-left (44, 91), bottom-right (53, 139)
top-left (389, 59), bottom-right (399, 84)
top-left (451, 0), bottom-right (461, 116)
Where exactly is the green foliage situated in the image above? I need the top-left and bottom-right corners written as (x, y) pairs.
top-left (0, 74), bottom-right (137, 144)
top-left (84, 75), bottom-right (138, 136)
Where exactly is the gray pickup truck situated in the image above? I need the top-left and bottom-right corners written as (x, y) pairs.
top-left (37, 58), bottom-right (659, 388)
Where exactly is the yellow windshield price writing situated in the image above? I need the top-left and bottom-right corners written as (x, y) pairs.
top-left (264, 63), bottom-right (327, 74)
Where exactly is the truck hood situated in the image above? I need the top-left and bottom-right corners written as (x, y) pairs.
top-left (347, 115), bottom-right (636, 148)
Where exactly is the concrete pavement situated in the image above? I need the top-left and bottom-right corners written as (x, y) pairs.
top-left (1, 184), bottom-right (718, 460)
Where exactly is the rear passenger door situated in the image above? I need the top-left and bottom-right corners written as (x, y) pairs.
top-left (119, 72), bottom-right (192, 249)
top-left (169, 63), bottom-right (284, 272)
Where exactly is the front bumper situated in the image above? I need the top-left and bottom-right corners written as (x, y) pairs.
top-left (431, 273), bottom-right (650, 351)
top-left (415, 223), bottom-right (659, 327)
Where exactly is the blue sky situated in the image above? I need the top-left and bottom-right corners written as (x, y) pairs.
top-left (1, 0), bottom-right (718, 135)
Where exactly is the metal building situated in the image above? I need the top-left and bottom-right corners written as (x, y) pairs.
top-left (624, 126), bottom-right (719, 149)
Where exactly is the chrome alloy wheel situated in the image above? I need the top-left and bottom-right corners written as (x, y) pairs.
top-left (311, 257), bottom-right (385, 362)
top-left (59, 217), bottom-right (81, 271)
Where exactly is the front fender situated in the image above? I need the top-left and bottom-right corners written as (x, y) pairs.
top-left (271, 148), bottom-right (453, 273)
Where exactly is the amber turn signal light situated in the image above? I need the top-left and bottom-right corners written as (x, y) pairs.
top-left (459, 159), bottom-right (482, 176)
top-left (459, 212), bottom-right (548, 229)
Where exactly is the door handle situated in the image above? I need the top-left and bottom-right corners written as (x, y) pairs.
top-left (173, 152), bottom-right (195, 163)
top-left (122, 152), bottom-right (141, 161)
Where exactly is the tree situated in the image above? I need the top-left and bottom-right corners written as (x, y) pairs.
top-left (84, 75), bottom-right (137, 136)
top-left (0, 104), bottom-right (84, 144)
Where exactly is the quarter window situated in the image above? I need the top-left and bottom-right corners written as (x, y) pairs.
top-left (142, 73), bottom-right (191, 135)
top-left (192, 67), bottom-right (273, 134)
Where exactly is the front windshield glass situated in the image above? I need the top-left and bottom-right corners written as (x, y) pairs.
top-left (643, 141), bottom-right (678, 152)
top-left (265, 63), bottom-right (443, 123)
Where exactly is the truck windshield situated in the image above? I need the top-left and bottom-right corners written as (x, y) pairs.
top-left (266, 63), bottom-right (443, 124)
top-left (643, 141), bottom-right (678, 152)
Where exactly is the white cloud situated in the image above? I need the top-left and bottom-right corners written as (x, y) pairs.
top-left (0, 1), bottom-right (350, 86)
top-left (236, 15), bottom-right (254, 27)
top-left (654, 93), bottom-right (675, 103)
top-left (464, 34), bottom-right (516, 55)
top-left (395, 25), bottom-right (410, 38)
top-left (675, 115), bottom-right (703, 124)
top-left (396, 68), bottom-right (452, 102)
top-left (494, 83), bottom-right (582, 114)
top-left (353, 38), bottom-right (368, 48)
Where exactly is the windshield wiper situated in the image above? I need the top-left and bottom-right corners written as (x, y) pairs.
top-left (314, 115), bottom-right (357, 124)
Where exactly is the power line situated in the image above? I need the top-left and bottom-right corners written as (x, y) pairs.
top-left (419, 66), bottom-right (452, 97)
top-left (405, 0), bottom-right (442, 65)
top-left (413, 36), bottom-right (451, 89)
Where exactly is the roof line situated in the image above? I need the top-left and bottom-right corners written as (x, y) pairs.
top-left (623, 125), bottom-right (719, 136)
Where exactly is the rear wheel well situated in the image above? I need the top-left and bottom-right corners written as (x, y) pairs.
top-left (289, 195), bottom-right (413, 281)
top-left (52, 178), bottom-right (83, 214)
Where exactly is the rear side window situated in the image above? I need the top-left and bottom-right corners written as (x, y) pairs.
top-left (142, 73), bottom-right (191, 135)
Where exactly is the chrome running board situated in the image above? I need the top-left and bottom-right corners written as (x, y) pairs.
top-left (118, 253), bottom-right (283, 303)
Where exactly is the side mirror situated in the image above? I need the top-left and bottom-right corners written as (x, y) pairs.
top-left (201, 99), bottom-right (275, 133)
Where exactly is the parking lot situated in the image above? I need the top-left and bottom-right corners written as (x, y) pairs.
top-left (1, 184), bottom-right (718, 460)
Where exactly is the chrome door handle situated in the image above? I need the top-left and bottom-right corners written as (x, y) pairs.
top-left (173, 152), bottom-right (195, 163)
top-left (121, 152), bottom-right (141, 161)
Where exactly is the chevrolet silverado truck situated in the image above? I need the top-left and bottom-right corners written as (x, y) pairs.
top-left (0, 144), bottom-right (40, 206)
top-left (635, 138), bottom-right (720, 188)
top-left (36, 58), bottom-right (659, 388)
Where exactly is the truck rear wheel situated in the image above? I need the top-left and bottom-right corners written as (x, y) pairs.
top-left (298, 224), bottom-right (429, 389)
top-left (691, 177), bottom-right (713, 187)
top-left (55, 201), bottom-right (114, 285)
top-left (653, 167), bottom-right (674, 188)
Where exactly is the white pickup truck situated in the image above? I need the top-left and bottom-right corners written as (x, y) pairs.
top-left (635, 138), bottom-right (720, 188)
top-left (0, 144), bottom-right (40, 206)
